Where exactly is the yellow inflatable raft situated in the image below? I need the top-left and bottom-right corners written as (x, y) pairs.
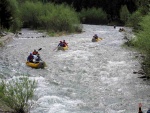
top-left (26, 61), bottom-right (46, 69)
top-left (58, 46), bottom-right (68, 50)
top-left (92, 37), bottom-right (102, 42)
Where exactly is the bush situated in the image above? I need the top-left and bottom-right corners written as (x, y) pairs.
top-left (0, 76), bottom-right (36, 113)
top-left (126, 10), bottom-right (142, 31)
top-left (79, 7), bottom-right (108, 25)
top-left (134, 14), bottom-right (150, 54)
top-left (20, 2), bottom-right (80, 33)
top-left (20, 1), bottom-right (43, 28)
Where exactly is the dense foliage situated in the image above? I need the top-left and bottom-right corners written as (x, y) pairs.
top-left (132, 13), bottom-right (150, 76)
top-left (134, 14), bottom-right (150, 54)
top-left (1, 0), bottom-right (150, 32)
top-left (43, 0), bottom-right (138, 21)
top-left (0, 0), bottom-right (81, 33)
top-left (79, 7), bottom-right (108, 25)
top-left (0, 0), bottom-right (21, 32)
top-left (120, 5), bottom-right (131, 24)
top-left (21, 1), bottom-right (80, 32)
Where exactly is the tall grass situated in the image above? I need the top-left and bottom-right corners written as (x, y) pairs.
top-left (20, 1), bottom-right (80, 32)
top-left (0, 76), bottom-right (36, 113)
top-left (79, 7), bottom-right (108, 25)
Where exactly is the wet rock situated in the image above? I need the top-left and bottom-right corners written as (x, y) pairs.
top-left (123, 36), bottom-right (128, 40)
top-left (133, 70), bottom-right (145, 75)
top-left (18, 32), bottom-right (22, 35)
top-left (42, 35), bottom-right (46, 38)
top-left (133, 71), bottom-right (137, 74)
top-left (138, 75), bottom-right (147, 78)
top-left (138, 70), bottom-right (145, 75)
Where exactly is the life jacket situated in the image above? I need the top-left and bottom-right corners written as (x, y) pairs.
top-left (147, 110), bottom-right (150, 113)
top-left (58, 42), bottom-right (64, 47)
top-left (63, 42), bottom-right (68, 47)
top-left (33, 51), bottom-right (38, 55)
top-left (27, 55), bottom-right (34, 62)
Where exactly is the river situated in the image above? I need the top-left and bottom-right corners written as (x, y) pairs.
top-left (0, 25), bottom-right (150, 113)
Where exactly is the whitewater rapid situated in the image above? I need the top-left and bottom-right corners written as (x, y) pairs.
top-left (0, 25), bottom-right (150, 113)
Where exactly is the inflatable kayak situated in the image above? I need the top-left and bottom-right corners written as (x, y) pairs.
top-left (26, 61), bottom-right (46, 69)
top-left (119, 29), bottom-right (125, 32)
top-left (92, 37), bottom-right (102, 42)
top-left (58, 46), bottom-right (68, 50)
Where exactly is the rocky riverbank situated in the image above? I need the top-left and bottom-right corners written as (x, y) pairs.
top-left (0, 33), bottom-right (14, 47)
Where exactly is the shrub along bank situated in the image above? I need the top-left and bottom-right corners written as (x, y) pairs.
top-left (132, 14), bottom-right (150, 78)
top-left (20, 1), bottom-right (81, 33)
top-left (124, 11), bottom-right (150, 78)
top-left (0, 0), bottom-right (81, 34)
top-left (0, 75), bottom-right (36, 113)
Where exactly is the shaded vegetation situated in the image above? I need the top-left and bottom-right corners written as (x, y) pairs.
top-left (126, 11), bottom-right (150, 77)
top-left (120, 5), bottom-right (131, 24)
top-left (79, 7), bottom-right (108, 25)
top-left (0, 0), bottom-right (21, 32)
top-left (1, 0), bottom-right (148, 32)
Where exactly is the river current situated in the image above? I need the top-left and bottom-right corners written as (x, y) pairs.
top-left (0, 25), bottom-right (150, 113)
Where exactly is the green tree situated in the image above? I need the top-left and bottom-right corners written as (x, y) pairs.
top-left (137, 0), bottom-right (150, 15)
top-left (126, 10), bottom-right (142, 30)
top-left (120, 5), bottom-right (131, 24)
top-left (0, 0), bottom-right (21, 32)
top-left (21, 1), bottom-right (80, 32)
top-left (79, 7), bottom-right (107, 25)
top-left (0, 0), bottom-right (11, 29)
top-left (9, 0), bottom-right (22, 32)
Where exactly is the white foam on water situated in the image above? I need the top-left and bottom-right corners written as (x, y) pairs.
top-left (0, 25), bottom-right (147, 113)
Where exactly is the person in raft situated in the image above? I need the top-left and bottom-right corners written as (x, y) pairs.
top-left (147, 108), bottom-right (150, 113)
top-left (138, 103), bottom-right (143, 113)
top-left (27, 53), bottom-right (34, 62)
top-left (32, 49), bottom-right (38, 55)
top-left (93, 34), bottom-right (98, 40)
top-left (63, 40), bottom-right (68, 47)
top-left (58, 41), bottom-right (64, 47)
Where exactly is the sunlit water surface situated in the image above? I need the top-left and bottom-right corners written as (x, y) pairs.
top-left (0, 25), bottom-right (150, 113)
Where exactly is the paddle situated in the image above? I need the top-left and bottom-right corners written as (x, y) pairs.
top-left (53, 46), bottom-right (58, 51)
top-left (38, 48), bottom-right (42, 51)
